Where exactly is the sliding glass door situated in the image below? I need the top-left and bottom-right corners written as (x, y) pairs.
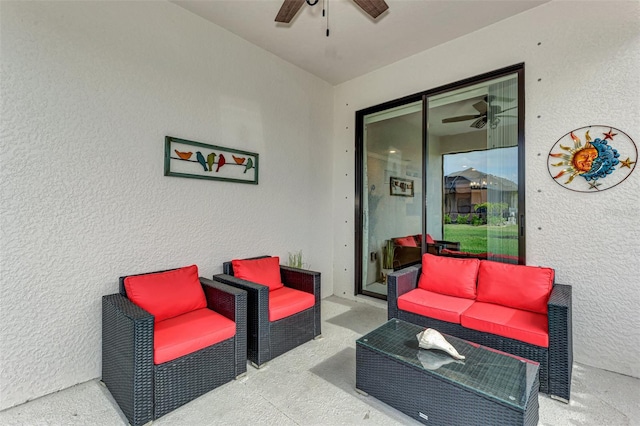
top-left (357, 101), bottom-right (423, 298)
top-left (355, 65), bottom-right (524, 300)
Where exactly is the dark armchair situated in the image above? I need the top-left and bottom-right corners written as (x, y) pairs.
top-left (214, 256), bottom-right (321, 368)
top-left (392, 234), bottom-right (461, 270)
top-left (102, 265), bottom-right (247, 426)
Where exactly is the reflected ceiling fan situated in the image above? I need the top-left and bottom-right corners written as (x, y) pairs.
top-left (442, 96), bottom-right (517, 129)
top-left (275, 0), bottom-right (389, 23)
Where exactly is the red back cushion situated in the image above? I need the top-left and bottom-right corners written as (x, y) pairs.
top-left (476, 260), bottom-right (554, 314)
top-left (124, 265), bottom-right (206, 323)
top-left (425, 234), bottom-right (435, 244)
top-left (394, 236), bottom-right (417, 247)
top-left (232, 257), bottom-right (284, 291)
top-left (417, 253), bottom-right (479, 299)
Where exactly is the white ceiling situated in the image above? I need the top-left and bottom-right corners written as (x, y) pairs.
top-left (173, 0), bottom-right (548, 85)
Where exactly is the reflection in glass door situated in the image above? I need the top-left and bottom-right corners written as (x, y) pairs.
top-left (427, 73), bottom-right (522, 262)
top-left (360, 101), bottom-right (423, 298)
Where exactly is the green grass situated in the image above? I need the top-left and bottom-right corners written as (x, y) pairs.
top-left (443, 224), bottom-right (518, 255)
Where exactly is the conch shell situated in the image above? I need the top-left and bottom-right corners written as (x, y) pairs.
top-left (416, 328), bottom-right (465, 360)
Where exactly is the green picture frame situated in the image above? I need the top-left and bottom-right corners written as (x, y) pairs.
top-left (164, 136), bottom-right (259, 185)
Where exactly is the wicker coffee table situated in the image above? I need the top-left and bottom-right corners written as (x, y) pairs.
top-left (356, 319), bottom-right (539, 426)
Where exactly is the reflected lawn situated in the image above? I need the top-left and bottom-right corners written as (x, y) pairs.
top-left (443, 224), bottom-right (518, 255)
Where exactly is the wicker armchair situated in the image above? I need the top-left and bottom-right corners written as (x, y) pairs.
top-left (388, 265), bottom-right (573, 402)
top-left (214, 256), bottom-right (321, 368)
top-left (102, 268), bottom-right (247, 426)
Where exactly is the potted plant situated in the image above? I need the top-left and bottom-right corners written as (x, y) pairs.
top-left (288, 250), bottom-right (304, 269)
top-left (380, 240), bottom-right (395, 284)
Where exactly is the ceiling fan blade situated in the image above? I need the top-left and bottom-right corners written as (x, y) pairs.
top-left (470, 117), bottom-right (487, 129)
top-left (275, 0), bottom-right (306, 23)
top-left (442, 114), bottom-right (482, 123)
top-left (353, 0), bottom-right (389, 19)
top-left (472, 101), bottom-right (487, 114)
top-left (486, 95), bottom-right (515, 103)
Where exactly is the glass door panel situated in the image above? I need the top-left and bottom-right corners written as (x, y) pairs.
top-left (427, 73), bottom-right (521, 262)
top-left (361, 101), bottom-right (423, 298)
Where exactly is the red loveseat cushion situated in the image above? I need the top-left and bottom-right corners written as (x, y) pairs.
top-left (394, 236), bottom-right (418, 247)
top-left (232, 257), bottom-right (284, 291)
top-left (268, 286), bottom-right (315, 322)
top-left (417, 253), bottom-right (479, 299)
top-left (476, 260), bottom-right (554, 314)
top-left (425, 234), bottom-right (435, 244)
top-left (154, 308), bottom-right (236, 364)
top-left (460, 301), bottom-right (549, 347)
top-left (398, 288), bottom-right (475, 324)
top-left (124, 265), bottom-right (206, 323)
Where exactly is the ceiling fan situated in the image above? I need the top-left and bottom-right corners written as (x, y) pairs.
top-left (275, 0), bottom-right (389, 23)
top-left (442, 96), bottom-right (517, 129)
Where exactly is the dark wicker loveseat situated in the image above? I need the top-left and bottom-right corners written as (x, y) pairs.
top-left (388, 263), bottom-right (573, 403)
top-left (102, 270), bottom-right (247, 426)
top-left (215, 256), bottom-right (321, 368)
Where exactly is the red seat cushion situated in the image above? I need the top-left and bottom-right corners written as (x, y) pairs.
top-left (417, 253), bottom-right (479, 299)
top-left (394, 236), bottom-right (418, 247)
top-left (232, 257), bottom-right (284, 291)
top-left (461, 302), bottom-right (549, 347)
top-left (398, 288), bottom-right (475, 324)
top-left (268, 286), bottom-right (315, 322)
top-left (476, 260), bottom-right (554, 314)
top-left (154, 308), bottom-right (236, 364)
top-left (124, 265), bottom-right (206, 322)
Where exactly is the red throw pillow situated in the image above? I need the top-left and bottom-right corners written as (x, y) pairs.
top-left (124, 265), bottom-right (206, 323)
top-left (417, 253), bottom-right (479, 299)
top-left (476, 260), bottom-right (554, 314)
top-left (232, 257), bottom-right (284, 291)
top-left (394, 236), bottom-right (417, 247)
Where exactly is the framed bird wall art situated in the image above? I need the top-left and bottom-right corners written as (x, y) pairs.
top-left (164, 136), bottom-right (259, 184)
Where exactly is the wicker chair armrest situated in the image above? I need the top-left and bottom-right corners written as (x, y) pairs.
top-left (548, 283), bottom-right (571, 309)
top-left (387, 265), bottom-right (420, 320)
top-left (547, 283), bottom-right (573, 402)
top-left (434, 239), bottom-right (461, 250)
top-left (213, 273), bottom-right (269, 294)
top-left (101, 293), bottom-right (154, 426)
top-left (103, 293), bottom-right (154, 322)
top-left (200, 278), bottom-right (247, 322)
top-left (280, 265), bottom-right (321, 296)
top-left (200, 277), bottom-right (248, 377)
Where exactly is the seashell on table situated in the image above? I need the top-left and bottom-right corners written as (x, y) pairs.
top-left (416, 328), bottom-right (465, 360)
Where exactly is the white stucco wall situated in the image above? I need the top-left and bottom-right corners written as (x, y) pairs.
top-left (332, 1), bottom-right (640, 377)
top-left (0, 1), bottom-right (334, 409)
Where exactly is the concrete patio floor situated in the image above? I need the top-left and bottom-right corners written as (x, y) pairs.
top-left (1, 295), bottom-right (638, 425)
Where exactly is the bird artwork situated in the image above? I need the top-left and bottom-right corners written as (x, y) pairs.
top-left (216, 153), bottom-right (226, 172)
top-left (244, 157), bottom-right (254, 174)
top-left (232, 155), bottom-right (246, 165)
top-left (195, 151), bottom-right (208, 171)
top-left (207, 153), bottom-right (216, 171)
top-left (174, 150), bottom-right (193, 160)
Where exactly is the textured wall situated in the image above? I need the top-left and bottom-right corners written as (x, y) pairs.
top-left (332, 1), bottom-right (640, 377)
top-left (0, 1), bottom-right (334, 409)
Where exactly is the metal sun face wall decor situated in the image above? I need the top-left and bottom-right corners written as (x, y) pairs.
top-left (547, 125), bottom-right (637, 192)
top-left (164, 136), bottom-right (259, 184)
